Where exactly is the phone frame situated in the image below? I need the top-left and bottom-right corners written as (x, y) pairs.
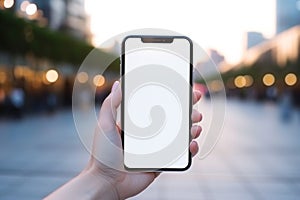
top-left (121, 35), bottom-right (193, 171)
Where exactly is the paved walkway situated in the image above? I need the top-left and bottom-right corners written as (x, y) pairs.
top-left (0, 99), bottom-right (300, 199)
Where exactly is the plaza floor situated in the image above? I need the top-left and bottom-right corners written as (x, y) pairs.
top-left (0, 99), bottom-right (299, 199)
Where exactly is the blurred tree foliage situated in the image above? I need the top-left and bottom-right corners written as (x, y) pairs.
top-left (221, 59), bottom-right (300, 85)
top-left (198, 48), bottom-right (300, 89)
top-left (0, 10), bottom-right (109, 65)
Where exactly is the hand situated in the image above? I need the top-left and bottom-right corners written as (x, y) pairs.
top-left (89, 81), bottom-right (202, 199)
top-left (45, 81), bottom-right (202, 200)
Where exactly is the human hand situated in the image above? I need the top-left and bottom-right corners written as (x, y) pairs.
top-left (88, 81), bottom-right (202, 199)
top-left (45, 80), bottom-right (202, 200)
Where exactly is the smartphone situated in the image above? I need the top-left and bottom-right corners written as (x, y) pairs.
top-left (121, 35), bottom-right (193, 171)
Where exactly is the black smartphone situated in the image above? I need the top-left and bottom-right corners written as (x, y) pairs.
top-left (121, 35), bottom-right (193, 171)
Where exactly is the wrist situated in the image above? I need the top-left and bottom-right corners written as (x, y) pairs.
top-left (82, 168), bottom-right (120, 200)
top-left (45, 168), bottom-right (120, 200)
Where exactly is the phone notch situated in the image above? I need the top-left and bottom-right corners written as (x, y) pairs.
top-left (141, 37), bottom-right (174, 43)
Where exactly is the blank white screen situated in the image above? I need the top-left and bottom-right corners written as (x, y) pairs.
top-left (123, 37), bottom-right (191, 169)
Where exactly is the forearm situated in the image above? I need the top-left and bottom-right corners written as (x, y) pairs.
top-left (45, 169), bottom-right (119, 200)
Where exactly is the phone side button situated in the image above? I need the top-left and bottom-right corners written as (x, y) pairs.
top-left (120, 64), bottom-right (122, 77)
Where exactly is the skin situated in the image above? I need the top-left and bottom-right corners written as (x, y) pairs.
top-left (46, 81), bottom-right (202, 200)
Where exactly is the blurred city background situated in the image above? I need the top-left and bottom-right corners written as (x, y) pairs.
top-left (0, 0), bottom-right (300, 199)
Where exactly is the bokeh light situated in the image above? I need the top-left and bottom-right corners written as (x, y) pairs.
top-left (14, 66), bottom-right (24, 78)
top-left (0, 72), bottom-right (7, 84)
top-left (0, 89), bottom-right (5, 102)
top-left (93, 74), bottom-right (105, 87)
top-left (26, 3), bottom-right (37, 16)
top-left (46, 69), bottom-right (59, 83)
top-left (209, 80), bottom-right (223, 92)
top-left (285, 73), bottom-right (297, 86)
top-left (20, 0), bottom-right (30, 12)
top-left (4, 0), bottom-right (14, 8)
top-left (244, 75), bottom-right (254, 87)
top-left (234, 75), bottom-right (246, 88)
top-left (262, 73), bottom-right (275, 86)
top-left (77, 72), bottom-right (89, 83)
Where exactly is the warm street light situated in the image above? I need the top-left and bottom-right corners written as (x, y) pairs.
top-left (285, 73), bottom-right (297, 86)
top-left (0, 72), bottom-right (7, 84)
top-left (77, 72), bottom-right (89, 84)
top-left (93, 74), bottom-right (105, 87)
top-left (26, 3), bottom-right (37, 16)
top-left (4, 0), bottom-right (14, 8)
top-left (209, 80), bottom-right (223, 92)
top-left (262, 73), bottom-right (275, 86)
top-left (234, 75), bottom-right (246, 88)
top-left (20, 0), bottom-right (30, 12)
top-left (46, 69), bottom-right (59, 83)
top-left (244, 75), bottom-right (254, 87)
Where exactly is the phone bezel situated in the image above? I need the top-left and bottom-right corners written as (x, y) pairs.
top-left (121, 35), bottom-right (193, 171)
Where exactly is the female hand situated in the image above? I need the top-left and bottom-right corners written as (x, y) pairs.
top-left (46, 81), bottom-right (202, 200)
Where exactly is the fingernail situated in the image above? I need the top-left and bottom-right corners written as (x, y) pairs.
top-left (195, 90), bottom-right (202, 98)
top-left (112, 81), bottom-right (119, 92)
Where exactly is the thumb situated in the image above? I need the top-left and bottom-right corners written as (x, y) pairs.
top-left (98, 81), bottom-right (122, 132)
top-left (93, 81), bottom-right (123, 170)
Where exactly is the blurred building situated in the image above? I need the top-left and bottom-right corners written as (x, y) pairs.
top-left (276, 0), bottom-right (300, 34)
top-left (0, 0), bottom-right (94, 114)
top-left (194, 49), bottom-right (225, 79)
top-left (13, 0), bottom-right (91, 41)
top-left (61, 0), bottom-right (90, 40)
top-left (221, 26), bottom-right (300, 103)
top-left (240, 26), bottom-right (300, 68)
top-left (210, 49), bottom-right (225, 65)
top-left (246, 32), bottom-right (266, 49)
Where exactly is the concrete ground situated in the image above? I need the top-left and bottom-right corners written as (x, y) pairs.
top-left (0, 99), bottom-right (300, 200)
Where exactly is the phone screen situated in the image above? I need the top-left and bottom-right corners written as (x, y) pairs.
top-left (121, 36), bottom-right (192, 171)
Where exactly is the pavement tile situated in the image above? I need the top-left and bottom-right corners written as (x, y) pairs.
top-left (0, 101), bottom-right (300, 199)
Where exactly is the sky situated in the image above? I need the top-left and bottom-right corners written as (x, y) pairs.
top-left (85, 0), bottom-right (276, 65)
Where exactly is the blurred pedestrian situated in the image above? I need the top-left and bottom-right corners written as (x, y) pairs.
top-left (266, 87), bottom-right (278, 101)
top-left (46, 92), bottom-right (57, 113)
top-left (0, 87), bottom-right (6, 115)
top-left (9, 86), bottom-right (25, 118)
top-left (279, 91), bottom-right (293, 122)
